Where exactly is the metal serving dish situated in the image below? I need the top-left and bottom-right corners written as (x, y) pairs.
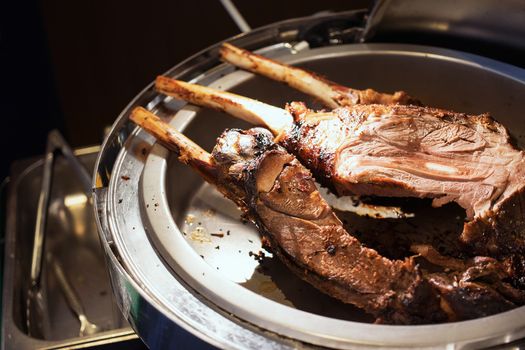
top-left (94, 32), bottom-right (525, 349)
top-left (2, 147), bottom-right (138, 349)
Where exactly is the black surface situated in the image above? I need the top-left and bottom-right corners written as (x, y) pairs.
top-left (0, 0), bottom-right (65, 180)
top-left (0, 178), bottom-right (8, 340)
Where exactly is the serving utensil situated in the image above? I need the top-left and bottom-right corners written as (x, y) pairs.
top-left (26, 130), bottom-right (93, 338)
top-left (49, 254), bottom-right (100, 337)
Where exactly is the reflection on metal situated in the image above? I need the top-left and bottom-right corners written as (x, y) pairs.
top-left (180, 184), bottom-right (263, 283)
top-left (64, 194), bottom-right (88, 208)
top-left (319, 187), bottom-right (414, 219)
top-left (428, 21), bottom-right (450, 32)
top-left (362, 0), bottom-right (525, 56)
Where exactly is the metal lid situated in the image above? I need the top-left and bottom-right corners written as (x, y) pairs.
top-left (363, 0), bottom-right (525, 68)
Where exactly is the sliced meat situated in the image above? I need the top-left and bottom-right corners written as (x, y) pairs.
top-left (281, 102), bottom-right (525, 257)
top-left (154, 75), bottom-right (525, 259)
top-left (211, 127), bottom-right (445, 324)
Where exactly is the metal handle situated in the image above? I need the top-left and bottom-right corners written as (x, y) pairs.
top-left (49, 254), bottom-right (86, 317)
top-left (49, 253), bottom-right (101, 337)
top-left (48, 130), bottom-right (92, 194)
top-left (30, 145), bottom-right (55, 286)
top-left (219, 0), bottom-right (251, 33)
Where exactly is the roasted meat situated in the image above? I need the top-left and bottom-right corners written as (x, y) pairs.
top-left (130, 107), bottom-right (524, 324)
top-left (155, 76), bottom-right (525, 259)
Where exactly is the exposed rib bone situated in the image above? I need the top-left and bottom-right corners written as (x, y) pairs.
top-left (130, 107), bottom-right (217, 184)
top-left (220, 43), bottom-right (419, 108)
top-left (155, 76), bottom-right (292, 136)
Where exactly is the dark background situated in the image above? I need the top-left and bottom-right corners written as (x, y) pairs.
top-left (1, 0), bottom-right (370, 179)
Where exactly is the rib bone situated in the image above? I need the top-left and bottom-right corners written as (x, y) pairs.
top-left (130, 107), bottom-right (217, 185)
top-left (220, 43), bottom-right (419, 108)
top-left (156, 76), bottom-right (292, 136)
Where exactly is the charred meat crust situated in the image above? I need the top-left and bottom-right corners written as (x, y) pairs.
top-left (413, 244), bottom-right (525, 318)
top-left (280, 102), bottom-right (339, 193)
top-left (133, 104), bottom-right (525, 324)
top-left (210, 127), bottom-right (274, 210)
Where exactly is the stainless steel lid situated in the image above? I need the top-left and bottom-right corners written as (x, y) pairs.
top-left (94, 41), bottom-right (525, 349)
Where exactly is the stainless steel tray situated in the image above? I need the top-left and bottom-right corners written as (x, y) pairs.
top-left (2, 147), bottom-right (138, 349)
top-left (96, 43), bottom-right (525, 349)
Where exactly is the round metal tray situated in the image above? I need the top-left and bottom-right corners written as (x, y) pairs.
top-left (96, 43), bottom-right (525, 349)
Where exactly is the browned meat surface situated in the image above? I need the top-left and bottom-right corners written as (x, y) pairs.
top-left (211, 127), bottom-right (445, 324)
top-left (281, 102), bottom-right (525, 258)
